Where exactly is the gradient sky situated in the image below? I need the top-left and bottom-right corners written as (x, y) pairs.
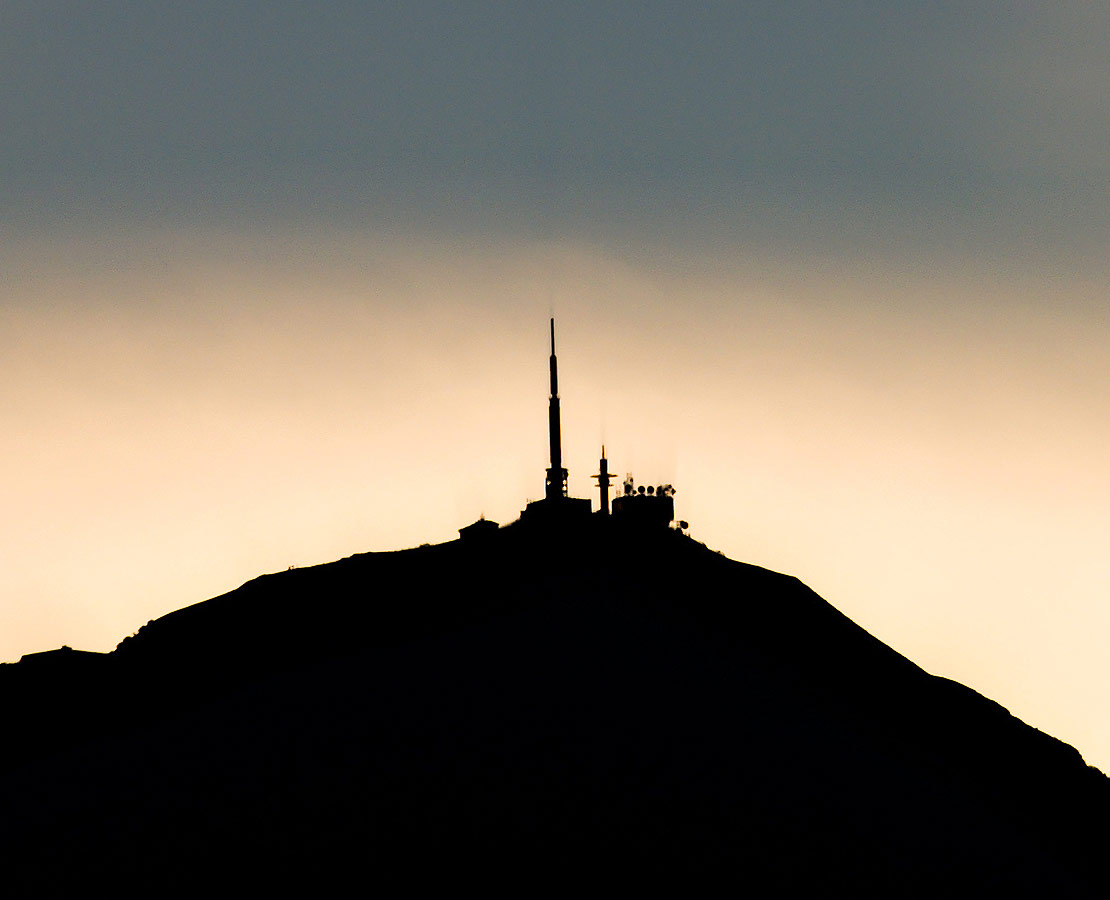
top-left (4, 3), bottom-right (1110, 770)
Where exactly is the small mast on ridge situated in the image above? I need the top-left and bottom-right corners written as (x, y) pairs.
top-left (545, 318), bottom-right (569, 501)
top-left (593, 446), bottom-right (613, 516)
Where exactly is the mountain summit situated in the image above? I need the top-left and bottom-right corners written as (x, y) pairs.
top-left (2, 522), bottom-right (1106, 894)
top-left (5, 325), bottom-right (1106, 893)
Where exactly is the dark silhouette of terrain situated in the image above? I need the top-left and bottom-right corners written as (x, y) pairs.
top-left (2, 521), bottom-right (1107, 895)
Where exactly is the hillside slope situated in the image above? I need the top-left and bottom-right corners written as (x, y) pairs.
top-left (2, 524), bottom-right (1106, 894)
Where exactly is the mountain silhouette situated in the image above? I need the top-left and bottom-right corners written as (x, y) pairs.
top-left (2, 520), bottom-right (1107, 895)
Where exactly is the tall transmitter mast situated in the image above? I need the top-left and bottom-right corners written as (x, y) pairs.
top-left (545, 318), bottom-right (569, 501)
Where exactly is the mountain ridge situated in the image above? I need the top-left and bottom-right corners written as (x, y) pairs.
top-left (2, 524), bottom-right (1106, 894)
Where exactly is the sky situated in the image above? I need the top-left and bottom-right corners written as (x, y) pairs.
top-left (3, 3), bottom-right (1110, 770)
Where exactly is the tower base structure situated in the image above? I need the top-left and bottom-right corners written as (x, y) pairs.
top-left (520, 496), bottom-right (593, 528)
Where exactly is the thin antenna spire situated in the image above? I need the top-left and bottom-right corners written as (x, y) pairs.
top-left (593, 444), bottom-right (612, 515)
top-left (545, 318), bottom-right (568, 500)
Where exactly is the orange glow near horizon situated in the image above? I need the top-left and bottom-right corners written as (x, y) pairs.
top-left (3, 227), bottom-right (1110, 774)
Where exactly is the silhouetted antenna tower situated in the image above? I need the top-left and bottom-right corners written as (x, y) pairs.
top-left (515, 319), bottom-right (679, 529)
top-left (592, 445), bottom-right (613, 515)
top-left (545, 318), bottom-right (569, 501)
